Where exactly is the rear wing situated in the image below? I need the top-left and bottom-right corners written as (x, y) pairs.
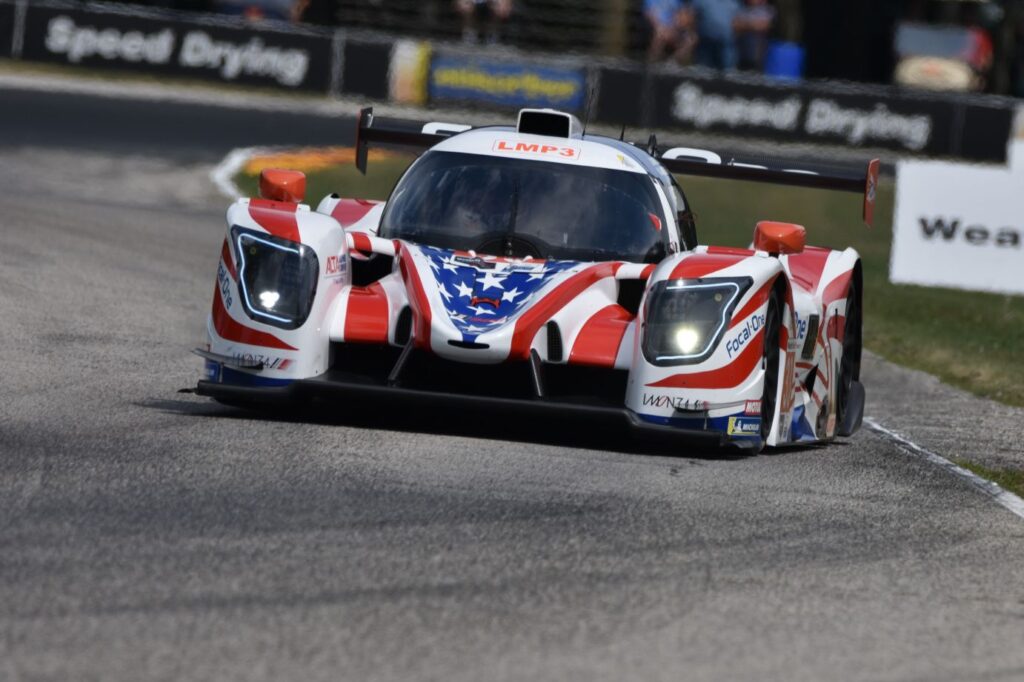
top-left (659, 148), bottom-right (881, 227)
top-left (354, 107), bottom-right (470, 175)
top-left (353, 107), bottom-right (881, 227)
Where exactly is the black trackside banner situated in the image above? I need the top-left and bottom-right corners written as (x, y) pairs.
top-left (19, 3), bottom-right (333, 91)
top-left (624, 70), bottom-right (1016, 163)
top-left (0, 1), bottom-right (15, 59)
top-left (342, 39), bottom-right (391, 100)
top-left (595, 66), bottom-right (646, 128)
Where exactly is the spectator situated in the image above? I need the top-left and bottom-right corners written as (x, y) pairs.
top-left (213, 0), bottom-right (294, 21)
top-left (689, 0), bottom-right (740, 70)
top-left (455, 0), bottom-right (513, 44)
top-left (643, 0), bottom-right (697, 64)
top-left (733, 0), bottom-right (775, 71)
top-left (960, 3), bottom-right (994, 76)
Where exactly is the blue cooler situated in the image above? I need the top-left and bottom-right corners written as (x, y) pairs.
top-left (764, 41), bottom-right (805, 80)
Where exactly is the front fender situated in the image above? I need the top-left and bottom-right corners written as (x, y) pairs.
top-left (205, 199), bottom-right (349, 383)
top-left (625, 247), bottom-right (794, 447)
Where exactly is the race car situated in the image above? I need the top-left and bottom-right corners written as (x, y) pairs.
top-left (195, 107), bottom-right (879, 452)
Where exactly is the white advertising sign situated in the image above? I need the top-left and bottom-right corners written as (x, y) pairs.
top-left (891, 109), bottom-right (1024, 296)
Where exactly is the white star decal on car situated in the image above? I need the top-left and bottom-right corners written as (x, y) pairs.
top-left (526, 268), bottom-right (550, 281)
top-left (464, 325), bottom-right (489, 333)
top-left (469, 305), bottom-right (496, 316)
top-left (438, 284), bottom-right (452, 301)
top-left (442, 257), bottom-right (460, 272)
top-left (454, 281), bottom-right (473, 298)
top-left (479, 271), bottom-right (507, 290)
top-left (501, 287), bottom-right (522, 302)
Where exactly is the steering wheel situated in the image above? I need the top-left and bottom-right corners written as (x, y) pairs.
top-left (473, 234), bottom-right (546, 260)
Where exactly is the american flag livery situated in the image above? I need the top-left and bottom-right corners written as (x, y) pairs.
top-left (413, 245), bottom-right (580, 343)
top-left (198, 106), bottom-right (873, 453)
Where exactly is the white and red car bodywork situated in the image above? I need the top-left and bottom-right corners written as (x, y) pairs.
top-left (197, 108), bottom-right (877, 452)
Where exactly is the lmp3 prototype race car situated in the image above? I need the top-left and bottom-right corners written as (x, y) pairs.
top-left (195, 107), bottom-right (880, 452)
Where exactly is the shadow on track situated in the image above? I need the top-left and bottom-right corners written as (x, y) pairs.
top-left (142, 394), bottom-right (752, 461)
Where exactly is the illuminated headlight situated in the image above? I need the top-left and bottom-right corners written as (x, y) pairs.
top-left (642, 277), bottom-right (752, 365)
top-left (231, 226), bottom-right (319, 330)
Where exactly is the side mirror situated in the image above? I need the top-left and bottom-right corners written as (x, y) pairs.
top-left (259, 168), bottom-right (306, 204)
top-left (754, 221), bottom-right (805, 256)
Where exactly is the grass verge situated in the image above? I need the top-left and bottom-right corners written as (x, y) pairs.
top-left (955, 460), bottom-right (1024, 499)
top-left (235, 149), bottom-right (1024, 408)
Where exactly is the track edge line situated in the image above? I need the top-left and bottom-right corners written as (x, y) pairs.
top-left (865, 417), bottom-right (1024, 521)
top-left (210, 146), bottom-right (264, 200)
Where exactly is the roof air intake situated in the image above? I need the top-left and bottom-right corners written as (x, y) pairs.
top-left (517, 109), bottom-right (583, 139)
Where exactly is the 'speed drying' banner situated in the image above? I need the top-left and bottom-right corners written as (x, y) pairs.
top-left (20, 1), bottom-right (333, 91)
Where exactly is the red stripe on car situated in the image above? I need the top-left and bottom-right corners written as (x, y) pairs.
top-left (350, 232), bottom-right (373, 253)
top-left (510, 262), bottom-right (622, 360)
top-left (826, 314), bottom-right (846, 344)
top-left (821, 270), bottom-right (853, 308)
top-left (220, 239), bottom-right (236, 280)
top-left (645, 334), bottom-right (762, 390)
top-left (728, 279), bottom-right (773, 330)
top-left (211, 284), bottom-right (296, 351)
top-left (332, 199), bottom-right (380, 227)
top-left (344, 282), bottom-right (390, 343)
top-left (669, 253), bottom-right (746, 280)
top-left (568, 304), bottom-right (633, 368)
top-left (248, 199), bottom-right (300, 243)
top-left (816, 365), bottom-right (831, 390)
top-left (398, 245), bottom-right (433, 349)
top-left (787, 247), bottom-right (831, 293)
top-left (707, 246), bottom-right (755, 257)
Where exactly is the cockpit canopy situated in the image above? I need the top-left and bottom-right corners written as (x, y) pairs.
top-left (379, 150), bottom-right (669, 263)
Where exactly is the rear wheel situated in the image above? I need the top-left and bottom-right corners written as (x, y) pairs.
top-left (759, 291), bottom-right (782, 448)
top-left (837, 276), bottom-right (862, 429)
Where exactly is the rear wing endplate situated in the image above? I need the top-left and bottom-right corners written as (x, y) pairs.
top-left (355, 107), bottom-right (470, 175)
top-left (659, 148), bottom-right (881, 227)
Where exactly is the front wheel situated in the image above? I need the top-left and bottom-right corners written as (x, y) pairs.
top-left (837, 275), bottom-right (864, 436)
top-left (759, 290), bottom-right (782, 449)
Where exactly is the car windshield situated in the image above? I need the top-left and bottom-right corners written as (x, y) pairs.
top-left (379, 150), bottom-right (668, 263)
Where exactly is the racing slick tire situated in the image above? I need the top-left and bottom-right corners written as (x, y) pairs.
top-left (759, 288), bottom-right (782, 451)
top-left (837, 273), bottom-right (865, 437)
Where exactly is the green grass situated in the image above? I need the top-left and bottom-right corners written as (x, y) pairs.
top-left (237, 153), bottom-right (1024, 408)
top-left (955, 459), bottom-right (1024, 498)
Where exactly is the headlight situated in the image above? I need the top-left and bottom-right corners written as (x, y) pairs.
top-left (642, 277), bottom-right (752, 365)
top-left (231, 226), bottom-right (319, 330)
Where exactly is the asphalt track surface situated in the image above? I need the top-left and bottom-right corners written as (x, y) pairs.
top-left (3, 84), bottom-right (1024, 682)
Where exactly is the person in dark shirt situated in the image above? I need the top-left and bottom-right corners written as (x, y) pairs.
top-left (644, 0), bottom-right (698, 63)
top-left (689, 0), bottom-right (740, 70)
top-left (455, 0), bottom-right (513, 44)
top-left (734, 0), bottom-right (775, 71)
